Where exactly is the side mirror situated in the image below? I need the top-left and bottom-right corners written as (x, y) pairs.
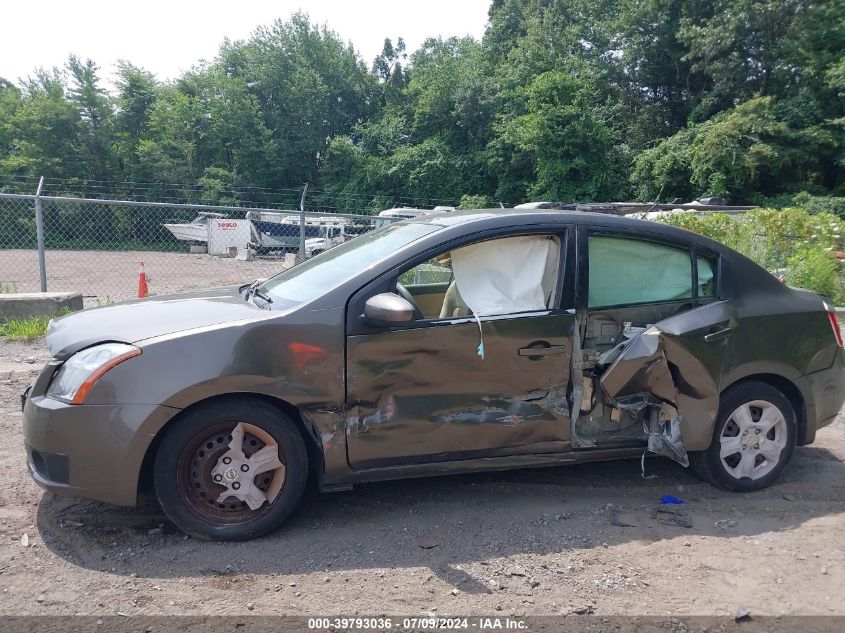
top-left (364, 293), bottom-right (415, 325)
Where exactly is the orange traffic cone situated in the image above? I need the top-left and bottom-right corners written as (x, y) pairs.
top-left (138, 261), bottom-right (149, 298)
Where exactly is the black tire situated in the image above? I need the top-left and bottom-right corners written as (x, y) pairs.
top-left (689, 381), bottom-right (796, 492)
top-left (153, 397), bottom-right (308, 541)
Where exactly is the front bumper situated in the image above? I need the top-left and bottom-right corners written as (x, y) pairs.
top-left (796, 347), bottom-right (845, 445)
top-left (23, 391), bottom-right (179, 506)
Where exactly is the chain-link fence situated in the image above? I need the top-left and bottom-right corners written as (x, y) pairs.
top-left (4, 184), bottom-right (837, 308)
top-left (0, 189), bottom-right (382, 306)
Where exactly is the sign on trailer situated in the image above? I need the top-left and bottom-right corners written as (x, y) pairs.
top-left (207, 219), bottom-right (251, 256)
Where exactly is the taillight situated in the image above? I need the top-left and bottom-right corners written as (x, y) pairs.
top-left (827, 307), bottom-right (844, 348)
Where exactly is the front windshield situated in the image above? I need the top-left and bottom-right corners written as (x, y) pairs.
top-left (261, 222), bottom-right (441, 308)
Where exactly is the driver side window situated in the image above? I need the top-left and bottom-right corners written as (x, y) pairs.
top-left (398, 254), bottom-right (457, 319)
top-left (396, 234), bottom-right (561, 321)
top-left (399, 255), bottom-right (454, 286)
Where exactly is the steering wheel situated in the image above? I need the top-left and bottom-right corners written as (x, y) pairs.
top-left (395, 282), bottom-right (425, 320)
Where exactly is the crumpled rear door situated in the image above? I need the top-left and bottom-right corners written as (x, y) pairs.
top-left (598, 300), bottom-right (739, 463)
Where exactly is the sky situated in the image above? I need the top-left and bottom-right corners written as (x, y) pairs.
top-left (0, 0), bottom-right (491, 87)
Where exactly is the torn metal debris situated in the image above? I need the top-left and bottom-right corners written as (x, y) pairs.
top-left (571, 303), bottom-right (734, 466)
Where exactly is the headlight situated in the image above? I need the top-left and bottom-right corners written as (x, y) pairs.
top-left (47, 343), bottom-right (141, 404)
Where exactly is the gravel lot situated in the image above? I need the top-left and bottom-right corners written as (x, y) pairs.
top-left (0, 338), bottom-right (843, 619)
top-left (0, 249), bottom-right (290, 305)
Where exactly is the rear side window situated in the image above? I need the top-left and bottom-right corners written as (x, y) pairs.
top-left (588, 235), bottom-right (692, 308)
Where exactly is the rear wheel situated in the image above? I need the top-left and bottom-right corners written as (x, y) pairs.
top-left (153, 398), bottom-right (308, 540)
top-left (689, 381), bottom-right (796, 492)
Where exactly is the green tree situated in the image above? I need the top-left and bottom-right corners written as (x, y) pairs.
top-left (134, 84), bottom-right (203, 185)
top-left (502, 71), bottom-right (619, 201)
top-left (372, 37), bottom-right (408, 106)
top-left (1, 1), bottom-right (844, 209)
top-left (66, 55), bottom-right (115, 181)
top-left (633, 97), bottom-right (838, 201)
top-left (113, 62), bottom-right (158, 177)
top-left (0, 69), bottom-right (81, 178)
top-left (458, 193), bottom-right (493, 209)
top-left (220, 13), bottom-right (378, 186)
top-left (612, 0), bottom-right (713, 139)
top-left (680, 0), bottom-right (844, 116)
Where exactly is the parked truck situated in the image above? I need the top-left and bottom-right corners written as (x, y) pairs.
top-left (246, 211), bottom-right (351, 258)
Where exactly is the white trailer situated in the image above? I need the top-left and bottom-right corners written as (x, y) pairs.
top-left (207, 219), bottom-right (252, 256)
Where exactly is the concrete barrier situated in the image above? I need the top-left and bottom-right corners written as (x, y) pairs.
top-left (0, 292), bottom-right (83, 319)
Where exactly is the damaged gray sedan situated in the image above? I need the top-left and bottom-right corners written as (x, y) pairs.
top-left (22, 209), bottom-right (845, 540)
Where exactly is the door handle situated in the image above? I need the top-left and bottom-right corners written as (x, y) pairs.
top-left (518, 345), bottom-right (566, 357)
top-left (703, 327), bottom-right (733, 343)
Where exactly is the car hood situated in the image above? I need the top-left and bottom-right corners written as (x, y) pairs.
top-left (46, 285), bottom-right (266, 358)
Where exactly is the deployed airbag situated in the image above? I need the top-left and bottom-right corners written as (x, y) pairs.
top-left (451, 235), bottom-right (559, 317)
top-left (588, 236), bottom-right (693, 308)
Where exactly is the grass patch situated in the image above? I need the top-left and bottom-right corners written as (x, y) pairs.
top-left (0, 281), bottom-right (18, 293)
top-left (0, 308), bottom-right (73, 341)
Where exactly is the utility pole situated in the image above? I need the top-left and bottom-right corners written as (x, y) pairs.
top-left (299, 183), bottom-right (308, 263)
top-left (34, 176), bottom-right (47, 292)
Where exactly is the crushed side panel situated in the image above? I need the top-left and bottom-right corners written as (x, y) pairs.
top-left (589, 302), bottom-right (736, 464)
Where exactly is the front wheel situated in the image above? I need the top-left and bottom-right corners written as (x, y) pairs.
top-left (689, 381), bottom-right (796, 492)
top-left (153, 398), bottom-right (308, 540)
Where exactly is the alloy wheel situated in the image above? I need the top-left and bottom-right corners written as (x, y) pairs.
top-left (719, 400), bottom-right (787, 480)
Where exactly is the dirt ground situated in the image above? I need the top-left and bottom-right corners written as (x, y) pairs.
top-left (0, 249), bottom-right (290, 305)
top-left (0, 338), bottom-right (843, 619)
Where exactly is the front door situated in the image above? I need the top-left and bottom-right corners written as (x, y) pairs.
top-left (345, 232), bottom-right (574, 469)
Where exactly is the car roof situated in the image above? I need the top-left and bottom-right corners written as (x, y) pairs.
top-left (418, 206), bottom-right (658, 226)
top-left (399, 206), bottom-right (790, 298)
top-left (413, 207), bottom-right (724, 251)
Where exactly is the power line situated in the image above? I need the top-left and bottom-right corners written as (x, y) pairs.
top-left (0, 175), bottom-right (474, 214)
top-left (1, 174), bottom-right (466, 208)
